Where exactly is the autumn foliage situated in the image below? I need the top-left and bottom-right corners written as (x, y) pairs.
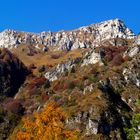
top-left (12, 102), bottom-right (78, 140)
top-left (100, 46), bottom-right (127, 66)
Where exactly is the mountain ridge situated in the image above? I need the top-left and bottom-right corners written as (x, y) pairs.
top-left (0, 18), bottom-right (136, 50)
top-left (0, 18), bottom-right (135, 34)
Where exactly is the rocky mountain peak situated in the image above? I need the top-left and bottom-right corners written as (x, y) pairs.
top-left (0, 19), bottom-right (136, 51)
top-left (88, 18), bottom-right (134, 38)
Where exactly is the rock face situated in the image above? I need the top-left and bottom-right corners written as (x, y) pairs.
top-left (82, 51), bottom-right (103, 66)
top-left (123, 55), bottom-right (140, 88)
top-left (127, 46), bottom-right (140, 57)
top-left (86, 119), bottom-right (99, 135)
top-left (122, 35), bottom-right (140, 88)
top-left (45, 58), bottom-right (81, 81)
top-left (134, 34), bottom-right (140, 45)
top-left (0, 30), bottom-right (20, 48)
top-left (66, 109), bottom-right (101, 136)
top-left (124, 34), bottom-right (140, 57)
top-left (0, 19), bottom-right (135, 51)
top-left (123, 69), bottom-right (140, 88)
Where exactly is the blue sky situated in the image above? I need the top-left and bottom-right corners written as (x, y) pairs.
top-left (0, 0), bottom-right (139, 34)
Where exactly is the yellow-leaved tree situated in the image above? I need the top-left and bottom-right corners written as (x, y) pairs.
top-left (10, 102), bottom-right (78, 140)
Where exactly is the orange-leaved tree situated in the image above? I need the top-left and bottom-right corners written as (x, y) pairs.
top-left (11, 102), bottom-right (78, 140)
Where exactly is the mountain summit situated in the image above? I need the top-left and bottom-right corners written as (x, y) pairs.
top-left (0, 19), bottom-right (135, 50)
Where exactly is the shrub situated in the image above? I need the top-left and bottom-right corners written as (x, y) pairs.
top-left (38, 65), bottom-right (46, 73)
top-left (41, 93), bottom-right (49, 102)
top-left (50, 53), bottom-right (61, 59)
top-left (123, 55), bottom-right (132, 62)
top-left (125, 114), bottom-right (140, 140)
top-left (4, 99), bottom-right (24, 114)
top-left (28, 77), bottom-right (46, 89)
top-left (28, 64), bottom-right (36, 70)
top-left (100, 46), bottom-right (127, 65)
top-left (111, 54), bottom-right (124, 66)
top-left (0, 107), bottom-right (4, 122)
top-left (70, 66), bottom-right (76, 73)
top-left (44, 79), bottom-right (51, 89)
top-left (63, 81), bottom-right (75, 90)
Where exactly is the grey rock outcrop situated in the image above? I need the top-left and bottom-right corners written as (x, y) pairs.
top-left (128, 46), bottom-right (140, 57)
top-left (0, 29), bottom-right (20, 48)
top-left (123, 55), bottom-right (140, 88)
top-left (82, 51), bottom-right (103, 66)
top-left (124, 34), bottom-right (140, 57)
top-left (83, 84), bottom-right (94, 95)
top-left (86, 119), bottom-right (99, 135)
top-left (45, 58), bottom-right (81, 81)
top-left (66, 109), bottom-right (100, 136)
top-left (134, 34), bottom-right (140, 46)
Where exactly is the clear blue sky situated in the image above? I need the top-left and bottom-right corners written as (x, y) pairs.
top-left (0, 0), bottom-right (139, 34)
